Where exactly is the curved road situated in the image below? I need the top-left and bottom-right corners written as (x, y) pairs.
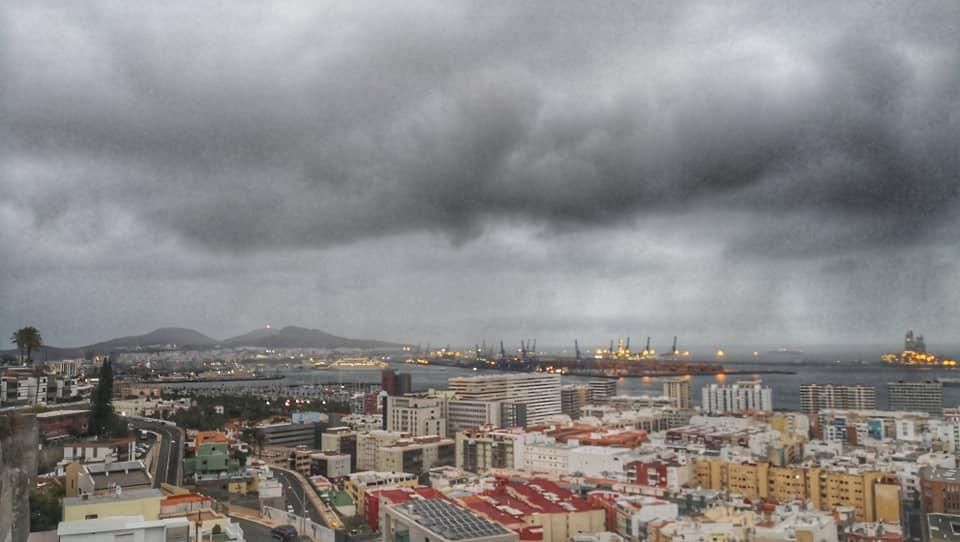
top-left (273, 469), bottom-right (325, 524)
top-left (125, 417), bottom-right (184, 487)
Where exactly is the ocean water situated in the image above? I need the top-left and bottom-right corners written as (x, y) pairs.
top-left (264, 360), bottom-right (960, 412)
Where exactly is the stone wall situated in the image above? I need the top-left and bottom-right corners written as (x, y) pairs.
top-left (0, 414), bottom-right (39, 542)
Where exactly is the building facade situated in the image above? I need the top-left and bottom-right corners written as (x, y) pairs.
top-left (448, 374), bottom-right (561, 424)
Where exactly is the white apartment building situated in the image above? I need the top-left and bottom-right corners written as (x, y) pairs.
top-left (448, 373), bottom-right (561, 423)
top-left (701, 380), bottom-right (772, 415)
top-left (385, 396), bottom-right (447, 437)
top-left (357, 430), bottom-right (407, 471)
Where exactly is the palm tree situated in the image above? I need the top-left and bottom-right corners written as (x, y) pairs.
top-left (11, 326), bottom-right (43, 365)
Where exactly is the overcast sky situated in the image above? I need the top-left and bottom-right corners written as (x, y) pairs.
top-left (2, 2), bottom-right (959, 348)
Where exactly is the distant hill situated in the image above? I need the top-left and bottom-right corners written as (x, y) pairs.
top-left (1, 327), bottom-right (218, 360)
top-left (86, 327), bottom-right (218, 351)
top-left (223, 325), bottom-right (399, 349)
top-left (0, 325), bottom-right (400, 361)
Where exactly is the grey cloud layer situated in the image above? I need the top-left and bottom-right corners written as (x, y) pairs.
top-left (3, 2), bottom-right (958, 253)
top-left (2, 2), bottom-right (960, 346)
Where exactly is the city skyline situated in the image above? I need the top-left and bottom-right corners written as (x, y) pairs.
top-left (2, 2), bottom-right (959, 346)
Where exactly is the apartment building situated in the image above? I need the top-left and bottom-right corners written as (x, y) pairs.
top-left (385, 395), bottom-right (447, 437)
top-left (800, 384), bottom-right (876, 415)
top-left (448, 373), bottom-right (561, 424)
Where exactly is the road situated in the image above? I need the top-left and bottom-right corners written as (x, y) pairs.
top-left (273, 469), bottom-right (325, 524)
top-left (235, 518), bottom-right (274, 542)
top-left (124, 417), bottom-right (184, 487)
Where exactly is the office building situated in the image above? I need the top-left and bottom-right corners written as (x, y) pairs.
top-left (382, 499), bottom-right (517, 542)
top-left (589, 380), bottom-right (618, 403)
top-left (701, 380), bottom-right (772, 415)
top-left (888, 381), bottom-right (944, 417)
top-left (799, 384), bottom-right (876, 415)
top-left (663, 378), bottom-right (691, 409)
top-left (256, 420), bottom-right (325, 448)
top-left (385, 395), bottom-right (446, 437)
top-left (448, 373), bottom-right (560, 423)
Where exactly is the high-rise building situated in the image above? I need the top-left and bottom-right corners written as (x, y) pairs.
top-left (588, 380), bottom-right (618, 404)
top-left (445, 399), bottom-right (526, 434)
top-left (663, 378), bottom-right (691, 409)
top-left (799, 384), bottom-right (876, 415)
top-left (384, 395), bottom-right (446, 437)
top-left (448, 373), bottom-right (561, 424)
top-left (701, 380), bottom-right (772, 415)
top-left (888, 381), bottom-right (943, 417)
top-left (561, 384), bottom-right (591, 419)
top-left (381, 370), bottom-right (412, 396)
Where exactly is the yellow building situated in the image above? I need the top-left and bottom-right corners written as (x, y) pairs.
top-left (62, 488), bottom-right (163, 522)
top-left (690, 458), bottom-right (900, 523)
top-left (345, 471), bottom-right (418, 516)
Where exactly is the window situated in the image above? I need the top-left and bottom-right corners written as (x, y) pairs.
top-left (84, 514), bottom-right (99, 519)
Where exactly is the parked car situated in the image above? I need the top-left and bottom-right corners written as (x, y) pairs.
top-left (271, 526), bottom-right (298, 541)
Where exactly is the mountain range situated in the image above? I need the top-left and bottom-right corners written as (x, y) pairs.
top-left (2, 325), bottom-right (401, 359)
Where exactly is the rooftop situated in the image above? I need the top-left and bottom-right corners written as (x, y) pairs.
top-left (63, 488), bottom-right (163, 507)
top-left (391, 499), bottom-right (512, 541)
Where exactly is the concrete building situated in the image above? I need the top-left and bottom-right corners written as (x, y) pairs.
top-left (446, 400), bottom-right (501, 434)
top-left (662, 378), bottom-right (691, 409)
top-left (455, 428), bottom-right (524, 474)
top-left (921, 467), bottom-right (960, 539)
top-left (377, 437), bottom-right (456, 474)
top-left (0, 373), bottom-right (47, 407)
top-left (382, 499), bottom-right (517, 542)
top-left (458, 478), bottom-right (605, 542)
top-left (701, 380), bottom-right (773, 414)
top-left (382, 370), bottom-right (413, 396)
top-left (357, 430), bottom-right (407, 471)
top-left (448, 374), bottom-right (561, 424)
top-left (589, 380), bottom-right (618, 404)
top-left (888, 381), bottom-right (944, 417)
top-left (256, 421), bottom-right (324, 448)
top-left (71, 460), bottom-right (153, 497)
top-left (385, 395), bottom-right (447, 437)
top-left (800, 384), bottom-right (877, 415)
top-left (321, 426), bottom-right (358, 471)
top-left (345, 471), bottom-right (419, 516)
top-left (63, 488), bottom-right (165, 522)
top-left (61, 438), bottom-right (135, 467)
top-left (57, 515), bottom-right (191, 542)
top-left (561, 385), bottom-right (591, 419)
top-left (691, 457), bottom-right (901, 523)
top-left (311, 451), bottom-right (351, 479)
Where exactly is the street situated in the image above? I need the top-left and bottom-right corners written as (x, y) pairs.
top-left (124, 417), bottom-right (184, 487)
top-left (273, 469), bottom-right (325, 524)
top-left (234, 518), bottom-right (274, 542)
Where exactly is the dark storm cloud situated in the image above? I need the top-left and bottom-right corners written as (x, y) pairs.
top-left (2, 1), bottom-right (960, 346)
top-left (2, 2), bottom-right (958, 254)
